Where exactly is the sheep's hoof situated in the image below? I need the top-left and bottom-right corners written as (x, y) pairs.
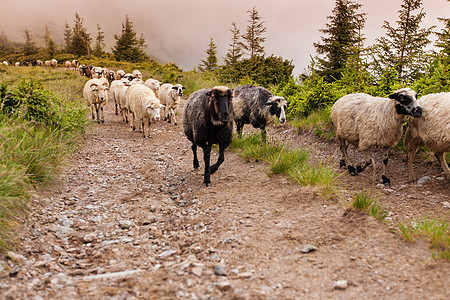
top-left (101, 120), bottom-right (105, 123)
top-left (348, 166), bottom-right (357, 176)
top-left (356, 165), bottom-right (363, 174)
top-left (382, 175), bottom-right (391, 186)
top-left (339, 160), bottom-right (346, 168)
top-left (203, 182), bottom-right (211, 187)
top-left (174, 122), bottom-right (178, 126)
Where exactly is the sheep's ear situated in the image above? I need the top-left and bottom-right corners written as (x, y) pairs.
top-left (90, 84), bottom-right (98, 91)
top-left (265, 100), bottom-right (274, 106)
top-left (172, 86), bottom-right (178, 90)
top-left (389, 93), bottom-right (399, 100)
top-left (182, 86), bottom-right (185, 89)
top-left (206, 90), bottom-right (212, 97)
top-left (146, 103), bottom-right (155, 109)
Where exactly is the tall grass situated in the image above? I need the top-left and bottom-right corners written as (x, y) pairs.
top-left (289, 106), bottom-right (335, 140)
top-left (230, 133), bottom-right (340, 200)
top-left (348, 188), bottom-right (388, 221)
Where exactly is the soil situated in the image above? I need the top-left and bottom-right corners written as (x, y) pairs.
top-left (0, 96), bottom-right (449, 300)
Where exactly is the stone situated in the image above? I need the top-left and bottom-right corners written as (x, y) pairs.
top-left (334, 280), bottom-right (348, 290)
top-left (191, 266), bottom-right (202, 277)
top-left (442, 202), bottom-right (450, 209)
top-left (118, 220), bottom-right (132, 229)
top-left (7, 251), bottom-right (27, 265)
top-left (158, 249), bottom-right (176, 259)
top-left (217, 280), bottom-right (232, 291)
top-left (83, 233), bottom-right (96, 243)
top-left (417, 176), bottom-right (430, 185)
top-left (214, 264), bottom-right (227, 276)
top-left (302, 244), bottom-right (317, 253)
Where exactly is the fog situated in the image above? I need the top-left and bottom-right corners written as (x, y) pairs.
top-left (1, 0), bottom-right (449, 74)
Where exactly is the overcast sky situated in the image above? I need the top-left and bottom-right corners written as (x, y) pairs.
top-left (0, 0), bottom-right (449, 75)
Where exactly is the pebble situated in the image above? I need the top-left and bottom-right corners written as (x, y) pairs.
top-left (417, 176), bottom-right (430, 184)
top-left (83, 233), bottom-right (97, 243)
top-left (216, 280), bottom-right (232, 291)
top-left (191, 266), bottom-right (203, 277)
top-left (158, 249), bottom-right (176, 259)
top-left (302, 244), bottom-right (317, 253)
top-left (333, 280), bottom-right (348, 290)
top-left (442, 202), bottom-right (450, 209)
top-left (214, 264), bottom-right (227, 276)
top-left (7, 251), bottom-right (27, 265)
top-left (118, 220), bottom-right (132, 229)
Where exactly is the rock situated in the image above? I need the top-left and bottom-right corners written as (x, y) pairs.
top-left (417, 176), bottom-right (430, 184)
top-left (302, 244), bottom-right (317, 253)
top-left (191, 266), bottom-right (203, 277)
top-left (217, 280), bottom-right (232, 291)
top-left (118, 220), bottom-right (132, 229)
top-left (55, 226), bottom-right (74, 238)
top-left (214, 264), bottom-right (227, 276)
top-left (158, 249), bottom-right (176, 259)
top-left (83, 233), bottom-right (96, 243)
top-left (334, 280), bottom-right (348, 290)
top-left (237, 271), bottom-right (253, 278)
top-left (9, 266), bottom-right (21, 277)
top-left (7, 251), bottom-right (27, 265)
top-left (437, 177), bottom-right (445, 181)
top-left (442, 202), bottom-right (450, 209)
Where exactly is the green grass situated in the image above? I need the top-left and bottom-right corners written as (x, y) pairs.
top-left (289, 107), bottom-right (335, 140)
top-left (349, 188), bottom-right (388, 221)
top-left (398, 217), bottom-right (450, 261)
top-left (230, 133), bottom-right (340, 200)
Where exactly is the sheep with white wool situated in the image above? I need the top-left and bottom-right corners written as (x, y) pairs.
top-left (158, 83), bottom-right (185, 125)
top-left (116, 70), bottom-right (126, 80)
top-left (126, 84), bottom-right (164, 138)
top-left (131, 69), bottom-right (142, 80)
top-left (64, 61), bottom-right (71, 69)
top-left (232, 85), bottom-right (287, 139)
top-left (144, 78), bottom-right (161, 96)
top-left (50, 59), bottom-right (58, 67)
top-left (405, 92), bottom-right (450, 182)
top-left (110, 79), bottom-right (125, 115)
top-left (331, 88), bottom-right (423, 186)
top-left (91, 67), bottom-right (103, 79)
top-left (83, 78), bottom-right (109, 123)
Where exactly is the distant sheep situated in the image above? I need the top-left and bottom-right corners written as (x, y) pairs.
top-left (132, 70), bottom-right (142, 80)
top-left (44, 60), bottom-right (50, 67)
top-left (232, 85), bottom-right (287, 139)
top-left (183, 86), bottom-right (233, 186)
top-left (116, 70), bottom-right (126, 80)
top-left (83, 78), bottom-right (109, 123)
top-left (116, 78), bottom-right (131, 122)
top-left (144, 79), bottom-right (161, 96)
top-left (110, 79), bottom-right (125, 116)
top-left (158, 83), bottom-right (184, 125)
top-left (50, 59), bottom-right (57, 67)
top-left (405, 92), bottom-right (450, 182)
top-left (2, 61), bottom-right (8, 66)
top-left (65, 61), bottom-right (71, 69)
top-left (126, 84), bottom-right (163, 138)
top-left (91, 67), bottom-right (103, 79)
top-left (107, 70), bottom-right (115, 83)
top-left (71, 60), bottom-right (78, 70)
top-left (331, 88), bottom-right (423, 186)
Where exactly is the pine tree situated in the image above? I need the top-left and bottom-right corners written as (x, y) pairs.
top-left (93, 24), bottom-right (105, 56)
top-left (0, 31), bottom-right (10, 55)
top-left (199, 38), bottom-right (218, 71)
top-left (224, 22), bottom-right (244, 67)
top-left (374, 0), bottom-right (435, 82)
top-left (44, 26), bottom-right (56, 57)
top-left (69, 13), bottom-right (91, 57)
top-left (138, 33), bottom-right (147, 52)
top-left (313, 0), bottom-right (366, 81)
top-left (112, 15), bottom-right (148, 62)
top-left (241, 7), bottom-right (266, 58)
top-left (64, 20), bottom-right (72, 52)
top-left (23, 28), bottom-right (37, 56)
top-left (436, 17), bottom-right (450, 57)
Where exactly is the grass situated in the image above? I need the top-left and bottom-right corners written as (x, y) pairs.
top-left (348, 188), bottom-right (388, 221)
top-left (230, 132), bottom-right (340, 200)
top-left (289, 107), bottom-right (335, 140)
top-left (398, 217), bottom-right (450, 260)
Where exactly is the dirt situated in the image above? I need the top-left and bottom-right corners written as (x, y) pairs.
top-left (0, 97), bottom-right (449, 299)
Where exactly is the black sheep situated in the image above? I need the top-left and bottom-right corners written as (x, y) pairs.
top-left (183, 86), bottom-right (233, 186)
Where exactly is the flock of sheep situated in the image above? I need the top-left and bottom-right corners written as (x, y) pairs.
top-left (6, 61), bottom-right (430, 186)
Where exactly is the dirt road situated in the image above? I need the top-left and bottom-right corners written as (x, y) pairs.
top-left (0, 100), bottom-right (449, 299)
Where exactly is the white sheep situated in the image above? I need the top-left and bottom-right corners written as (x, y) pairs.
top-left (65, 61), bottom-right (71, 69)
top-left (144, 78), bottom-right (161, 96)
top-left (331, 88), bottom-right (423, 186)
top-left (158, 83), bottom-right (185, 125)
top-left (116, 78), bottom-right (131, 122)
top-left (83, 78), bottom-right (109, 123)
top-left (405, 92), bottom-right (450, 182)
top-left (2, 61), bottom-right (9, 66)
top-left (50, 59), bottom-right (57, 67)
top-left (71, 60), bottom-right (79, 70)
top-left (44, 60), bottom-right (50, 67)
top-left (110, 79), bottom-right (125, 116)
top-left (91, 67), bottom-right (103, 79)
top-left (132, 69), bottom-right (142, 80)
top-left (126, 84), bottom-right (163, 138)
top-left (116, 70), bottom-right (126, 80)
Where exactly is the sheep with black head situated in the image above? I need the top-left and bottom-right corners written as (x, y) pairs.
top-left (183, 86), bottom-right (234, 186)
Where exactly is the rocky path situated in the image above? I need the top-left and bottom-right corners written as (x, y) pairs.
top-left (0, 101), bottom-right (449, 299)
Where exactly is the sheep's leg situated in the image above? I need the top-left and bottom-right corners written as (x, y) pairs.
top-left (114, 100), bottom-right (118, 115)
top-left (141, 119), bottom-right (146, 138)
top-left (100, 105), bottom-right (105, 123)
top-left (130, 112), bottom-right (136, 131)
top-left (202, 144), bottom-right (212, 187)
top-left (94, 103), bottom-right (101, 123)
top-left (171, 108), bottom-right (178, 125)
top-left (236, 121), bottom-right (244, 137)
top-left (357, 150), bottom-right (373, 174)
top-left (338, 138), bottom-right (356, 175)
top-left (381, 146), bottom-right (391, 186)
top-left (90, 105), bottom-right (95, 120)
top-left (407, 145), bottom-right (419, 182)
top-left (210, 144), bottom-right (225, 174)
top-left (192, 144), bottom-right (199, 169)
top-left (146, 119), bottom-right (152, 138)
top-left (435, 152), bottom-right (450, 180)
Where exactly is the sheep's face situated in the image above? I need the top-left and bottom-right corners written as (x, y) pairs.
top-left (172, 84), bottom-right (185, 98)
top-left (265, 96), bottom-right (287, 123)
top-left (90, 84), bottom-right (108, 102)
top-left (146, 102), bottom-right (164, 121)
top-left (389, 88), bottom-right (422, 118)
top-left (207, 86), bottom-right (233, 123)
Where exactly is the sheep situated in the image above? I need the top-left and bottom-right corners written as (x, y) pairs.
top-left (71, 60), bottom-right (78, 70)
top-left (116, 70), bottom-right (126, 80)
top-left (99, 77), bottom-right (110, 89)
top-left (232, 85), bottom-right (287, 140)
top-left (158, 83), bottom-right (185, 125)
top-left (83, 78), bottom-right (109, 123)
top-left (183, 86), bottom-right (233, 187)
top-left (116, 78), bottom-right (132, 122)
top-left (123, 73), bottom-right (133, 81)
top-left (91, 67), bottom-right (103, 79)
top-left (130, 78), bottom-right (144, 85)
top-left (405, 92), bottom-right (450, 182)
top-left (107, 70), bottom-right (116, 83)
top-left (110, 79), bottom-right (125, 116)
top-left (36, 60), bottom-right (43, 66)
top-left (65, 61), bottom-right (71, 69)
top-left (126, 84), bottom-right (163, 138)
top-left (50, 59), bottom-right (57, 67)
top-left (330, 88), bottom-right (423, 186)
top-left (131, 69), bottom-right (142, 80)
top-left (44, 60), bottom-right (50, 67)
top-left (2, 61), bottom-right (8, 66)
top-left (144, 78), bottom-right (161, 96)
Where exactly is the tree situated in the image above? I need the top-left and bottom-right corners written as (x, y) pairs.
top-left (224, 22), bottom-right (244, 67)
top-left (241, 6), bottom-right (266, 58)
top-left (64, 20), bottom-right (72, 52)
top-left (112, 15), bottom-right (148, 62)
top-left (44, 26), bottom-right (56, 57)
top-left (0, 31), bottom-right (10, 55)
top-left (23, 28), bottom-right (37, 56)
top-left (138, 33), bottom-right (147, 52)
top-left (199, 38), bottom-right (218, 71)
top-left (435, 16), bottom-right (450, 57)
top-left (313, 0), bottom-right (366, 81)
top-left (69, 13), bottom-right (91, 57)
top-left (374, 0), bottom-right (435, 82)
top-left (93, 24), bottom-right (105, 56)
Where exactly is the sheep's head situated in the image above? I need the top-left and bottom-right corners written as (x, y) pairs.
top-left (265, 96), bottom-right (288, 123)
top-left (90, 83), bottom-right (108, 102)
top-left (172, 84), bottom-right (185, 98)
top-left (389, 88), bottom-right (422, 118)
top-left (145, 102), bottom-right (164, 121)
top-left (207, 86), bottom-right (233, 123)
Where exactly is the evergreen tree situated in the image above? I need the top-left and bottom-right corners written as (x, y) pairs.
top-left (23, 28), bottom-right (37, 56)
top-left (224, 22), bottom-right (244, 67)
top-left (112, 15), bottom-right (148, 62)
top-left (138, 33), bottom-right (147, 52)
top-left (93, 24), bottom-right (105, 56)
top-left (199, 38), bottom-right (218, 71)
top-left (44, 26), bottom-right (56, 57)
top-left (0, 31), bottom-right (10, 55)
top-left (44, 25), bottom-right (50, 49)
top-left (241, 7), bottom-right (266, 58)
top-left (69, 13), bottom-right (91, 57)
top-left (64, 20), bottom-right (72, 52)
top-left (435, 16), bottom-right (450, 57)
top-left (313, 0), bottom-right (366, 81)
top-left (374, 0), bottom-right (435, 82)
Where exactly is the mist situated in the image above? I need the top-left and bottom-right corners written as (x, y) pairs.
top-left (1, 0), bottom-right (449, 75)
